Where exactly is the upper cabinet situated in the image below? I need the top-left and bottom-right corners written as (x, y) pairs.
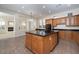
top-left (66, 16), bottom-right (75, 26)
top-left (52, 17), bottom-right (66, 27)
top-left (45, 17), bottom-right (66, 27)
top-left (74, 15), bottom-right (79, 26)
top-left (45, 19), bottom-right (53, 26)
top-left (66, 15), bottom-right (79, 26)
top-left (45, 15), bottom-right (79, 27)
top-left (52, 20), bottom-right (57, 26)
top-left (55, 17), bottom-right (66, 24)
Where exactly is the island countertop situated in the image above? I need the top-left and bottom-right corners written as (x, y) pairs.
top-left (26, 30), bottom-right (58, 37)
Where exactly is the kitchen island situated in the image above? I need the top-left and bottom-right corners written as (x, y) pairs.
top-left (25, 30), bottom-right (58, 54)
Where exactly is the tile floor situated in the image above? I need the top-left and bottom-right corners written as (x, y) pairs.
top-left (0, 36), bottom-right (79, 54)
top-left (50, 39), bottom-right (79, 54)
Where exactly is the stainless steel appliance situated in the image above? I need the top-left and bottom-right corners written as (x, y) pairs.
top-left (45, 24), bottom-right (51, 32)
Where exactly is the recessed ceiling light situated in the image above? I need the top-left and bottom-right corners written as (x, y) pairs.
top-left (42, 5), bottom-right (46, 8)
top-left (22, 6), bottom-right (24, 8)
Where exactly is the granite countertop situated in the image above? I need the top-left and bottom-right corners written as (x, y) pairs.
top-left (53, 29), bottom-right (79, 31)
top-left (26, 28), bottom-right (79, 37)
top-left (26, 30), bottom-right (58, 37)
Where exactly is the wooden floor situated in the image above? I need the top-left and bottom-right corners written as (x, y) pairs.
top-left (0, 36), bottom-right (79, 54)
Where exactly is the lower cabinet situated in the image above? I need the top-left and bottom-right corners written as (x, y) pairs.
top-left (32, 35), bottom-right (43, 54)
top-left (72, 32), bottom-right (79, 44)
top-left (25, 33), bottom-right (57, 54)
top-left (59, 31), bottom-right (66, 40)
top-left (49, 33), bottom-right (57, 51)
top-left (43, 36), bottom-right (50, 53)
top-left (43, 34), bottom-right (57, 53)
top-left (59, 31), bottom-right (79, 44)
top-left (65, 31), bottom-right (72, 40)
top-left (59, 31), bottom-right (72, 40)
top-left (25, 34), bottom-right (32, 50)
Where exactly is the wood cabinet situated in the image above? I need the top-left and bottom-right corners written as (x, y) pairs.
top-left (52, 19), bottom-right (61, 26)
top-left (72, 32), bottom-right (79, 44)
top-left (45, 17), bottom-right (66, 27)
top-left (59, 31), bottom-right (79, 44)
top-left (52, 17), bottom-right (66, 26)
top-left (59, 31), bottom-right (66, 40)
top-left (59, 31), bottom-right (72, 40)
top-left (52, 20), bottom-right (57, 26)
top-left (32, 35), bottom-right (43, 54)
top-left (74, 15), bottom-right (79, 26)
top-left (55, 17), bottom-right (66, 25)
top-left (25, 32), bottom-right (57, 54)
top-left (45, 19), bottom-right (53, 26)
top-left (25, 33), bottom-right (32, 50)
top-left (66, 15), bottom-right (79, 26)
top-left (66, 16), bottom-right (75, 26)
top-left (43, 33), bottom-right (57, 53)
top-left (43, 36), bottom-right (51, 53)
top-left (46, 15), bottom-right (79, 26)
top-left (65, 31), bottom-right (72, 40)
top-left (49, 33), bottom-right (57, 51)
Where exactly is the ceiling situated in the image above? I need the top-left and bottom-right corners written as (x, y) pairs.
top-left (0, 4), bottom-right (79, 18)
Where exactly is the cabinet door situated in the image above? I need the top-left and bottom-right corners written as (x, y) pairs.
top-left (65, 31), bottom-right (72, 40)
top-left (43, 33), bottom-right (57, 53)
top-left (25, 33), bottom-right (32, 50)
top-left (43, 36), bottom-right (50, 53)
top-left (46, 19), bottom-right (53, 25)
top-left (72, 32), bottom-right (79, 44)
top-left (74, 15), bottom-right (79, 26)
top-left (66, 16), bottom-right (75, 26)
top-left (32, 35), bottom-right (43, 54)
top-left (56, 17), bottom-right (66, 25)
top-left (59, 31), bottom-right (73, 40)
top-left (49, 33), bottom-right (57, 51)
top-left (52, 20), bottom-right (57, 26)
top-left (59, 31), bottom-right (65, 40)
